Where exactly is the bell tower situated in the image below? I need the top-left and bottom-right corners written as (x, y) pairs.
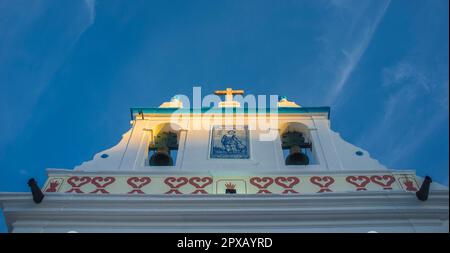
top-left (0, 88), bottom-right (448, 233)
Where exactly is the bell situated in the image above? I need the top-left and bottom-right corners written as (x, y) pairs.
top-left (149, 146), bottom-right (173, 166)
top-left (285, 145), bottom-right (309, 165)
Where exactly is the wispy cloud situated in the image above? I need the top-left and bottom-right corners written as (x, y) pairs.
top-left (382, 61), bottom-right (430, 91)
top-left (323, 0), bottom-right (391, 105)
top-left (358, 60), bottom-right (448, 166)
top-left (388, 111), bottom-right (447, 165)
top-left (0, 1), bottom-right (97, 154)
top-left (19, 169), bottom-right (29, 176)
top-left (84, 0), bottom-right (96, 25)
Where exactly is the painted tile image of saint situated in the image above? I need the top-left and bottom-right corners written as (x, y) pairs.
top-left (221, 129), bottom-right (246, 154)
top-left (210, 126), bottom-right (250, 159)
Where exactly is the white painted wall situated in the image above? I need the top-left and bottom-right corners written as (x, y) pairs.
top-left (74, 113), bottom-right (387, 173)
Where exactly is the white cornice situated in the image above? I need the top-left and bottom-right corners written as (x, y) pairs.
top-left (1, 191), bottom-right (448, 232)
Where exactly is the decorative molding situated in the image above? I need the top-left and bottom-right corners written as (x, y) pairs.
top-left (1, 191), bottom-right (448, 233)
top-left (41, 172), bottom-right (421, 195)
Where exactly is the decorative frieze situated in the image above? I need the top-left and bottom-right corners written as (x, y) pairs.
top-left (42, 172), bottom-right (419, 195)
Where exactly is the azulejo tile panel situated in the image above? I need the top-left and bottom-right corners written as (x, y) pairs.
top-left (210, 125), bottom-right (250, 159)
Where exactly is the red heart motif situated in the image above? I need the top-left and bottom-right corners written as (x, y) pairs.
top-left (274, 177), bottom-right (300, 189)
top-left (164, 177), bottom-right (189, 188)
top-left (346, 176), bottom-right (370, 190)
top-left (189, 177), bottom-right (213, 189)
top-left (91, 177), bottom-right (116, 188)
top-left (250, 177), bottom-right (274, 189)
top-left (127, 177), bottom-right (151, 189)
top-left (67, 176), bottom-right (91, 188)
top-left (310, 176), bottom-right (335, 188)
top-left (370, 175), bottom-right (395, 189)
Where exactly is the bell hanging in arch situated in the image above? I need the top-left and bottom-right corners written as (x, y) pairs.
top-left (281, 131), bottom-right (312, 166)
top-left (285, 145), bottom-right (309, 165)
top-left (149, 131), bottom-right (178, 166)
top-left (149, 146), bottom-right (173, 166)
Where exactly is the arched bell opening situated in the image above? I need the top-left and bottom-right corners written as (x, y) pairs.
top-left (148, 123), bottom-right (181, 166)
top-left (279, 122), bottom-right (315, 166)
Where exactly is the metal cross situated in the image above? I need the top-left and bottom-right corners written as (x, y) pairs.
top-left (214, 88), bottom-right (244, 102)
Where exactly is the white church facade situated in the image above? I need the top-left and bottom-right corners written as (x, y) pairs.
top-left (0, 88), bottom-right (448, 232)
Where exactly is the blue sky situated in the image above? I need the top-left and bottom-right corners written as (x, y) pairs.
top-left (0, 0), bottom-right (448, 232)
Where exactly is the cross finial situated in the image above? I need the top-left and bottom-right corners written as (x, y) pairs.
top-left (214, 88), bottom-right (244, 102)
